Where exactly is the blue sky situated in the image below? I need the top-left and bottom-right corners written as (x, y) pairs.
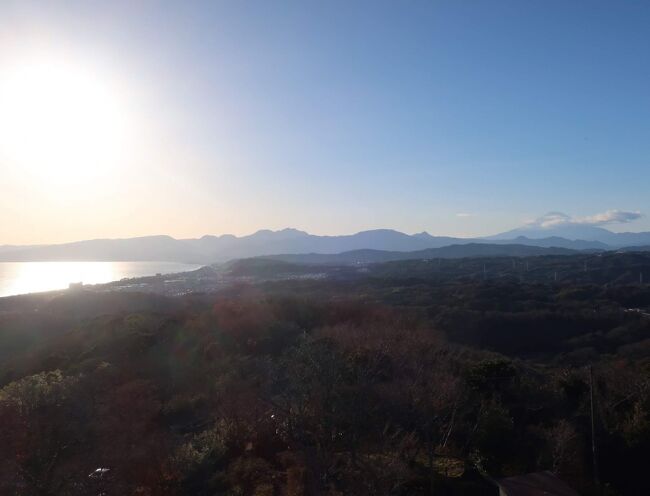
top-left (1, 1), bottom-right (650, 243)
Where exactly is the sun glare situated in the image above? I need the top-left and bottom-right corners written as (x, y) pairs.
top-left (0, 55), bottom-right (132, 186)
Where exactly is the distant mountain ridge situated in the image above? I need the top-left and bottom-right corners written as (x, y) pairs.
top-left (489, 223), bottom-right (650, 246)
top-left (256, 243), bottom-right (582, 265)
top-left (0, 225), bottom-right (646, 263)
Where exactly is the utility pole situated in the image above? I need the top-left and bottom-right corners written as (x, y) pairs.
top-left (483, 264), bottom-right (487, 280)
top-left (589, 365), bottom-right (600, 492)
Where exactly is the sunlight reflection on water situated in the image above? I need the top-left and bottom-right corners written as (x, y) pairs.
top-left (0, 261), bottom-right (200, 297)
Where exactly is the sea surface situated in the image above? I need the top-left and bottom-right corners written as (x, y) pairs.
top-left (0, 261), bottom-right (201, 298)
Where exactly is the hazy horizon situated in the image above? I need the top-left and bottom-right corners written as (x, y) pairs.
top-left (1, 210), bottom-right (650, 248)
top-left (2, 1), bottom-right (650, 244)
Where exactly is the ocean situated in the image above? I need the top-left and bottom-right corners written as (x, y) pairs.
top-left (0, 261), bottom-right (201, 297)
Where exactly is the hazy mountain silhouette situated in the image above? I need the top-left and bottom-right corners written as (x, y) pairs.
top-left (490, 224), bottom-right (650, 246)
top-left (488, 235), bottom-right (608, 250)
top-left (0, 228), bottom-right (615, 263)
top-left (256, 243), bottom-right (582, 265)
top-left (0, 229), bottom-right (454, 263)
top-left (0, 236), bottom-right (198, 262)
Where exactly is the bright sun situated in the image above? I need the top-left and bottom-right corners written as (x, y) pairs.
top-left (0, 55), bottom-right (132, 186)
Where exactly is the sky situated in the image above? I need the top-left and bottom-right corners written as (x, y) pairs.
top-left (1, 0), bottom-right (650, 244)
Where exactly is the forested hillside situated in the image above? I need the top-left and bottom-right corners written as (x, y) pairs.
top-left (0, 271), bottom-right (649, 495)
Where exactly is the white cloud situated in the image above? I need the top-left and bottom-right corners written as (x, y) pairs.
top-left (580, 210), bottom-right (642, 225)
top-left (526, 210), bottom-right (642, 228)
top-left (526, 212), bottom-right (571, 228)
top-left (455, 213), bottom-right (472, 218)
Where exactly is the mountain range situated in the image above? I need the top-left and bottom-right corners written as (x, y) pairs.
top-left (487, 220), bottom-right (650, 245)
top-left (1, 223), bottom-right (650, 264)
top-left (256, 243), bottom-right (582, 266)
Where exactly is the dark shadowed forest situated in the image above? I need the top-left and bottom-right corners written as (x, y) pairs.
top-left (1, 255), bottom-right (649, 495)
